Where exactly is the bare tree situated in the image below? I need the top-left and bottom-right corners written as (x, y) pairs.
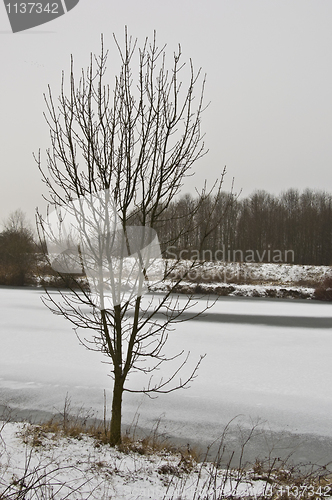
top-left (35, 30), bottom-right (226, 445)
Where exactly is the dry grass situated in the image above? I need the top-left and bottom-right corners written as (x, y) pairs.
top-left (18, 394), bottom-right (199, 469)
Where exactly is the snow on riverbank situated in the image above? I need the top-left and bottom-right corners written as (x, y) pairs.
top-left (37, 261), bottom-right (332, 299)
top-left (151, 280), bottom-right (316, 299)
top-left (148, 261), bottom-right (332, 299)
top-left (2, 419), bottom-right (332, 500)
top-left (0, 420), bottom-right (273, 500)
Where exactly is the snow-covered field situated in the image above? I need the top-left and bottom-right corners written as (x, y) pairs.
top-left (2, 419), bottom-right (283, 500)
top-left (8, 417), bottom-right (330, 500)
top-left (38, 259), bottom-right (332, 299)
top-left (150, 260), bottom-right (332, 299)
top-left (168, 261), bottom-right (331, 285)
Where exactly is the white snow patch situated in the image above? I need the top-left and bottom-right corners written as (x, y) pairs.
top-left (0, 420), bottom-right (271, 500)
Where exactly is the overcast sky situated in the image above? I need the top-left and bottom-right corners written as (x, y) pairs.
top-left (0, 0), bottom-right (331, 227)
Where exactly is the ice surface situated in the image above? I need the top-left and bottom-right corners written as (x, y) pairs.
top-left (0, 288), bottom-right (332, 463)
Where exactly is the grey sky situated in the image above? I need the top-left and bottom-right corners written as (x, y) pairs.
top-left (0, 0), bottom-right (331, 227)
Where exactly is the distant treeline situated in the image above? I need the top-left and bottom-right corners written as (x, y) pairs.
top-left (147, 189), bottom-right (332, 266)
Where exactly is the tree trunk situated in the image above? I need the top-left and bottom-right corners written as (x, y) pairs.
top-left (109, 376), bottom-right (123, 446)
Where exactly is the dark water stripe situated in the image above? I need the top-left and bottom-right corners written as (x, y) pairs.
top-left (197, 313), bottom-right (332, 328)
top-left (131, 311), bottom-right (332, 328)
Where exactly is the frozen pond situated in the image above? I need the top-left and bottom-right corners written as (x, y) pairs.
top-left (1, 287), bottom-right (332, 465)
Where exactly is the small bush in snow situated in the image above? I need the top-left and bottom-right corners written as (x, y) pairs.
top-left (313, 275), bottom-right (332, 301)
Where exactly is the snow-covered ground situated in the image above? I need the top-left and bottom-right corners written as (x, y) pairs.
top-left (37, 259), bottom-right (332, 298)
top-left (3, 418), bottom-right (318, 500)
top-left (168, 261), bottom-right (331, 285)
top-left (148, 260), bottom-right (332, 299)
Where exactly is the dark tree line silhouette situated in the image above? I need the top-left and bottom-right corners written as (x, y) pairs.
top-left (151, 188), bottom-right (332, 266)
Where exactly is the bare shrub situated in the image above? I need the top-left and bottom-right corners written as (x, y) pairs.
top-left (314, 275), bottom-right (332, 301)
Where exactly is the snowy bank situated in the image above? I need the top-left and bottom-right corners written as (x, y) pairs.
top-left (1, 419), bottom-right (331, 500)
